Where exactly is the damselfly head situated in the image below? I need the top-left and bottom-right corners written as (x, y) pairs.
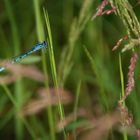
top-left (34, 41), bottom-right (47, 51)
top-left (42, 41), bottom-right (47, 47)
top-left (39, 41), bottom-right (47, 53)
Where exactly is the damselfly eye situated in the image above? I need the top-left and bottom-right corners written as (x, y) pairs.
top-left (42, 41), bottom-right (46, 46)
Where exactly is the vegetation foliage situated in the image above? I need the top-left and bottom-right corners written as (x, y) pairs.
top-left (0, 0), bottom-right (140, 140)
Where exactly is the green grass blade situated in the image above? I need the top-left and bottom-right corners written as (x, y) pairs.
top-left (119, 54), bottom-right (125, 99)
top-left (4, 0), bottom-right (24, 139)
top-left (43, 8), bottom-right (66, 139)
top-left (33, 1), bottom-right (56, 140)
top-left (84, 47), bottom-right (109, 111)
top-left (43, 8), bottom-right (65, 122)
top-left (119, 54), bottom-right (128, 140)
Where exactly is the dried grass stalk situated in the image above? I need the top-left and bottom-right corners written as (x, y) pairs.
top-left (21, 88), bottom-right (73, 116)
top-left (57, 108), bottom-right (92, 131)
top-left (92, 0), bottom-right (116, 20)
top-left (81, 111), bottom-right (120, 140)
top-left (0, 60), bottom-right (45, 82)
top-left (124, 52), bottom-right (138, 100)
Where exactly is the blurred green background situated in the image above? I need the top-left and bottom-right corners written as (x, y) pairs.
top-left (0, 0), bottom-right (140, 140)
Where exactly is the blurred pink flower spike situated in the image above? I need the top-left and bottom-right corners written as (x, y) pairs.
top-left (123, 52), bottom-right (138, 100)
top-left (7, 64), bottom-right (45, 82)
top-left (0, 75), bottom-right (17, 85)
top-left (112, 36), bottom-right (128, 51)
top-left (0, 60), bottom-right (45, 83)
top-left (92, 0), bottom-right (116, 20)
top-left (21, 88), bottom-right (73, 116)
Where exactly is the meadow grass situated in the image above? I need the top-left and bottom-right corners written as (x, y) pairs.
top-left (4, 0), bottom-right (24, 139)
top-left (34, 0), bottom-right (56, 139)
top-left (0, 0), bottom-right (140, 140)
top-left (119, 54), bottom-right (128, 140)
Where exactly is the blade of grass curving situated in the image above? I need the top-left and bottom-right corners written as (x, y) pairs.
top-left (33, 0), bottom-right (45, 41)
top-left (4, 0), bottom-right (20, 55)
top-left (58, 0), bottom-right (93, 86)
top-left (119, 54), bottom-right (125, 100)
top-left (119, 54), bottom-right (128, 140)
top-left (0, 109), bottom-right (13, 130)
top-left (33, 1), bottom-right (56, 140)
top-left (1, 84), bottom-right (17, 107)
top-left (0, 95), bottom-right (12, 129)
top-left (84, 46), bottom-right (109, 111)
top-left (1, 84), bottom-right (36, 139)
top-left (29, 116), bottom-right (49, 139)
top-left (4, 0), bottom-right (24, 139)
top-left (20, 117), bottom-right (36, 139)
top-left (43, 9), bottom-right (58, 87)
top-left (43, 8), bottom-right (66, 138)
